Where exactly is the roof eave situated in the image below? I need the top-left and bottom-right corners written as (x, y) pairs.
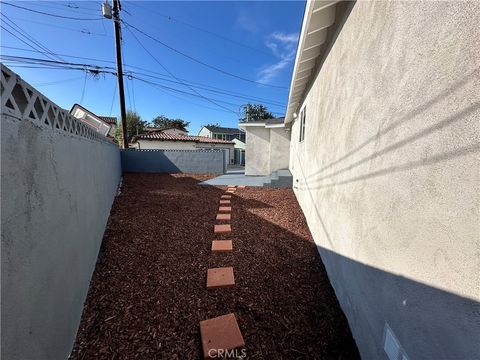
top-left (285, 0), bottom-right (340, 124)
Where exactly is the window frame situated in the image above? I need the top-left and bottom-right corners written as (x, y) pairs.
top-left (299, 106), bottom-right (306, 143)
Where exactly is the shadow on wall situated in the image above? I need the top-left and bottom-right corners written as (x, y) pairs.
top-left (316, 247), bottom-right (480, 360)
top-left (297, 68), bottom-right (480, 190)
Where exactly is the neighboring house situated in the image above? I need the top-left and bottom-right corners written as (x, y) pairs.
top-left (144, 127), bottom-right (188, 136)
top-left (70, 104), bottom-right (117, 138)
top-left (284, 2), bottom-right (478, 360)
top-left (198, 125), bottom-right (245, 165)
top-left (239, 117), bottom-right (289, 175)
top-left (131, 130), bottom-right (235, 164)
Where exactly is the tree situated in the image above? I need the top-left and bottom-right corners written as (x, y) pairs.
top-left (115, 110), bottom-right (147, 146)
top-left (151, 115), bottom-right (190, 131)
top-left (203, 122), bottom-right (221, 128)
top-left (239, 103), bottom-right (274, 123)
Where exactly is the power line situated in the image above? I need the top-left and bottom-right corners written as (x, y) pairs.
top-left (7, 16), bottom-right (112, 37)
top-left (109, 81), bottom-right (117, 116)
top-left (125, 25), bottom-right (238, 114)
top-left (125, 1), bottom-right (276, 59)
top-left (2, 2), bottom-right (104, 21)
top-left (124, 21), bottom-right (288, 89)
top-left (80, 71), bottom-right (87, 104)
top-left (34, 76), bottom-right (85, 87)
top-left (2, 15), bottom-right (65, 62)
top-left (0, 25), bottom-right (64, 62)
top-left (17, 1), bottom-right (102, 17)
top-left (0, 48), bottom-right (286, 107)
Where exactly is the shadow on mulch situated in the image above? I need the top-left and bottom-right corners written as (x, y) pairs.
top-left (70, 173), bottom-right (359, 360)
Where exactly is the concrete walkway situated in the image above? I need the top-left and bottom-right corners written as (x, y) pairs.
top-left (200, 170), bottom-right (268, 187)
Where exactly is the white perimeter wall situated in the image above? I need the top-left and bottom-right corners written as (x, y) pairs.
top-left (289, 2), bottom-right (479, 359)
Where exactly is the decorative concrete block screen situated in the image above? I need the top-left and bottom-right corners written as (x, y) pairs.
top-left (1, 64), bottom-right (121, 360)
top-left (121, 149), bottom-right (226, 174)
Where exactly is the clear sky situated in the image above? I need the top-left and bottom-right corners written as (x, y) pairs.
top-left (1, 0), bottom-right (305, 134)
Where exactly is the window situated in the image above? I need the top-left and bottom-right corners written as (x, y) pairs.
top-left (299, 106), bottom-right (306, 142)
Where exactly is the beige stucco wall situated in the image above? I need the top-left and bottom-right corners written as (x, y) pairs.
top-left (289, 2), bottom-right (479, 359)
top-left (269, 127), bottom-right (290, 173)
top-left (244, 126), bottom-right (290, 175)
top-left (244, 127), bottom-right (271, 175)
top-left (136, 140), bottom-right (196, 150)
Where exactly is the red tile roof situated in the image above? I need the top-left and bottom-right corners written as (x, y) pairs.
top-left (135, 131), bottom-right (234, 144)
top-left (98, 116), bottom-right (117, 125)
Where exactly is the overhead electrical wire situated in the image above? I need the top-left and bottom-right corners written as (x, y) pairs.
top-left (123, 21), bottom-right (288, 89)
top-left (0, 48), bottom-right (286, 108)
top-left (125, 25), bottom-right (238, 114)
top-left (18, 1), bottom-right (103, 17)
top-left (34, 76), bottom-right (85, 87)
top-left (7, 16), bottom-right (112, 37)
top-left (2, 15), bottom-right (65, 62)
top-left (1, 53), bottom-right (287, 112)
top-left (0, 25), bottom-right (61, 62)
top-left (2, 2), bottom-right (104, 21)
top-left (125, 1), bottom-right (276, 59)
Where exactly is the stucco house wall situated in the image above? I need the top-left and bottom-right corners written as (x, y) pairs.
top-left (135, 139), bottom-right (196, 150)
top-left (243, 126), bottom-right (290, 175)
top-left (244, 126), bottom-right (271, 175)
top-left (288, 2), bottom-right (479, 360)
top-left (269, 127), bottom-right (290, 173)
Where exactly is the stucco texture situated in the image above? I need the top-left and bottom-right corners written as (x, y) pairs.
top-left (289, 2), bottom-right (479, 359)
top-left (1, 114), bottom-right (121, 360)
top-left (245, 127), bottom-right (290, 175)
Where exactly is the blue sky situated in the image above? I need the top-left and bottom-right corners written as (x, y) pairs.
top-left (1, 1), bottom-right (305, 134)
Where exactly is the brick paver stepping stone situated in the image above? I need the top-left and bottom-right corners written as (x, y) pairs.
top-left (218, 206), bottom-right (231, 212)
top-left (214, 224), bottom-right (231, 234)
top-left (221, 195), bottom-right (231, 199)
top-left (200, 313), bottom-right (245, 359)
top-left (216, 213), bottom-right (231, 221)
top-left (219, 199), bottom-right (231, 205)
top-left (207, 267), bottom-right (235, 288)
top-left (211, 240), bottom-right (233, 253)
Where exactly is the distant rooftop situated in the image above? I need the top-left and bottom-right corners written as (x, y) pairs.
top-left (203, 126), bottom-right (244, 135)
top-left (134, 131), bottom-right (234, 144)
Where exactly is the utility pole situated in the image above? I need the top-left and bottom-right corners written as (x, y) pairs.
top-left (106, 0), bottom-right (128, 149)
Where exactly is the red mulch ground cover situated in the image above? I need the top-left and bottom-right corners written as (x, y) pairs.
top-left (70, 173), bottom-right (359, 359)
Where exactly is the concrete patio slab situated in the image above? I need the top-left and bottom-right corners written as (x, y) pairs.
top-left (200, 171), bottom-right (269, 187)
top-left (218, 206), bottom-right (231, 212)
top-left (219, 200), bottom-right (231, 205)
top-left (220, 195), bottom-right (231, 199)
top-left (199, 313), bottom-right (245, 359)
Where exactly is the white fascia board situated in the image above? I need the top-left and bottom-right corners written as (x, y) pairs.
top-left (285, 0), bottom-right (339, 125)
top-left (239, 122), bottom-right (266, 128)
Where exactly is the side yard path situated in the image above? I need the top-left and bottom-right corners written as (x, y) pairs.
top-left (70, 173), bottom-right (359, 359)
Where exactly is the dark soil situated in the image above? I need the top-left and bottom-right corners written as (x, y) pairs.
top-left (70, 173), bottom-right (359, 359)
